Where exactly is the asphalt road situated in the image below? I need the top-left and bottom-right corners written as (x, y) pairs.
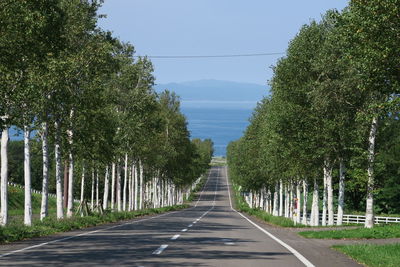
top-left (0, 166), bottom-right (360, 267)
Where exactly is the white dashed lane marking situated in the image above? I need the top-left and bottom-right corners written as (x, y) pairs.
top-left (171, 235), bottom-right (180, 240)
top-left (152, 244), bottom-right (168, 255)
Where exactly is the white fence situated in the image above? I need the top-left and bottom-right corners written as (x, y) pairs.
top-left (8, 181), bottom-right (79, 203)
top-left (304, 213), bottom-right (400, 225)
top-left (337, 214), bottom-right (400, 225)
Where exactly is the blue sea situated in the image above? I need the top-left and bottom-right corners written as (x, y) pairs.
top-left (181, 101), bottom-right (256, 157)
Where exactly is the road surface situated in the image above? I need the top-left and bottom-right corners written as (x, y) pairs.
top-left (0, 166), bottom-right (359, 266)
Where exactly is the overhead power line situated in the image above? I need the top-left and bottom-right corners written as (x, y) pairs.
top-left (133, 52), bottom-right (285, 59)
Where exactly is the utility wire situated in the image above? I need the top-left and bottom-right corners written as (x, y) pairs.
top-left (133, 52), bottom-right (285, 59)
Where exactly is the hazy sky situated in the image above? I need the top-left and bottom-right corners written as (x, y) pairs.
top-left (98, 0), bottom-right (349, 86)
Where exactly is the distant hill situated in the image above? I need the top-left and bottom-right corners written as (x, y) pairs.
top-left (154, 79), bottom-right (269, 102)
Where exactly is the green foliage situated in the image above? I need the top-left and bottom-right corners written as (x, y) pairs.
top-left (227, 1), bottom-right (400, 218)
top-left (0, 0), bottom-right (214, 226)
top-left (333, 243), bottom-right (400, 267)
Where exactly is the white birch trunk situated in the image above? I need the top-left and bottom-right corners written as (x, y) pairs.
top-left (324, 158), bottom-right (334, 226)
top-left (110, 162), bottom-right (116, 210)
top-left (66, 151), bottom-right (74, 218)
top-left (273, 182), bottom-right (279, 216)
top-left (139, 162), bottom-right (143, 210)
top-left (96, 170), bottom-right (99, 208)
top-left (284, 185), bottom-right (289, 218)
top-left (134, 163), bottom-right (138, 210)
top-left (80, 164), bottom-right (85, 203)
top-left (296, 181), bottom-right (301, 223)
top-left (66, 109), bottom-right (74, 218)
top-left (40, 122), bottom-right (49, 221)
top-left (91, 168), bottom-right (94, 210)
top-left (337, 158), bottom-right (346, 226)
top-left (268, 189), bottom-right (272, 213)
top-left (0, 126), bottom-right (8, 226)
top-left (365, 116), bottom-right (378, 228)
top-left (322, 167), bottom-right (327, 226)
top-left (103, 165), bottom-right (110, 210)
top-left (279, 179), bottom-right (283, 216)
top-left (302, 180), bottom-right (308, 225)
top-left (289, 182), bottom-right (293, 219)
top-left (123, 154), bottom-right (128, 211)
top-left (128, 164), bottom-right (133, 211)
top-left (54, 122), bottom-right (63, 219)
top-left (116, 160), bottom-right (121, 211)
top-left (310, 178), bottom-right (319, 226)
top-left (24, 126), bottom-right (32, 226)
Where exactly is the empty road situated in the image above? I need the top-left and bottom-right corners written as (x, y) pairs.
top-left (0, 166), bottom-right (359, 266)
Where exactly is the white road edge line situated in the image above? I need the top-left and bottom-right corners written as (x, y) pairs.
top-left (171, 234), bottom-right (180, 240)
top-left (224, 166), bottom-right (315, 267)
top-left (152, 244), bottom-right (168, 255)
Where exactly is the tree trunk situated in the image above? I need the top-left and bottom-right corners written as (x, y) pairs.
top-left (63, 161), bottom-right (68, 209)
top-left (337, 158), bottom-right (346, 225)
top-left (322, 166), bottom-right (327, 226)
top-left (54, 122), bottom-right (63, 219)
top-left (40, 122), bottom-right (49, 221)
top-left (284, 185), bottom-right (289, 218)
top-left (23, 126), bottom-right (32, 226)
top-left (139, 161), bottom-right (144, 210)
top-left (66, 152), bottom-right (74, 218)
top-left (80, 163), bottom-right (85, 203)
top-left (1, 126), bottom-right (9, 226)
top-left (134, 163), bottom-right (138, 210)
top-left (296, 181), bottom-right (301, 224)
top-left (123, 154), bottom-right (128, 211)
top-left (128, 164), bottom-right (133, 211)
top-left (110, 162), bottom-right (116, 210)
top-left (310, 178), bottom-right (319, 226)
top-left (279, 179), bottom-right (283, 216)
top-left (302, 180), bottom-right (308, 225)
top-left (96, 170), bottom-right (99, 208)
top-left (91, 168), bottom-right (94, 210)
top-left (117, 160), bottom-right (121, 211)
top-left (103, 165), bottom-right (110, 210)
top-left (324, 158), bottom-right (334, 226)
top-left (273, 182), bottom-right (279, 216)
top-left (365, 116), bottom-right (378, 228)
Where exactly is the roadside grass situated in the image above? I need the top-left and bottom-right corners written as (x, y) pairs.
top-left (299, 224), bottom-right (400, 239)
top-left (8, 185), bottom-right (57, 218)
top-left (333, 243), bottom-right (400, 267)
top-left (187, 173), bottom-right (207, 202)
top-left (0, 205), bottom-right (188, 244)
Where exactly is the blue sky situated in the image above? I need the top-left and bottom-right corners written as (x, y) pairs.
top-left (98, 0), bottom-right (349, 86)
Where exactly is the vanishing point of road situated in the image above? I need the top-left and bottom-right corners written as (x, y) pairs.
top-left (0, 166), bottom-right (360, 266)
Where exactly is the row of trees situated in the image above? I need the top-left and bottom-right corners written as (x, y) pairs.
top-left (0, 0), bottom-right (213, 226)
top-left (228, 0), bottom-right (400, 228)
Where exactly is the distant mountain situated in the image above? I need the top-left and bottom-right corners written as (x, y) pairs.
top-left (154, 79), bottom-right (269, 102)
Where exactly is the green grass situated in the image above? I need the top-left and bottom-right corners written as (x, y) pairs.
top-left (0, 205), bottom-right (188, 244)
top-left (187, 174), bottom-right (207, 202)
top-left (8, 186), bottom-right (57, 217)
top-left (333, 243), bottom-right (400, 267)
top-left (299, 224), bottom-right (400, 239)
